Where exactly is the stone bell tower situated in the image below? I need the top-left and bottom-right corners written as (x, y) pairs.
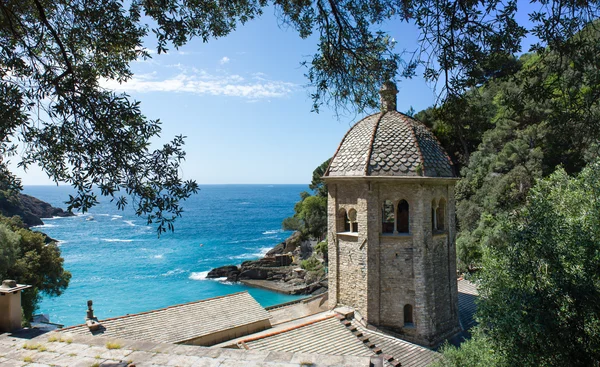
top-left (323, 82), bottom-right (461, 347)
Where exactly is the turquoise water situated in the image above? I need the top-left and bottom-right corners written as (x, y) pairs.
top-left (23, 185), bottom-right (306, 327)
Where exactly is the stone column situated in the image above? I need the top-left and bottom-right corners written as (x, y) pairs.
top-left (327, 184), bottom-right (339, 309)
top-left (412, 185), bottom-right (433, 343)
top-left (366, 182), bottom-right (381, 324)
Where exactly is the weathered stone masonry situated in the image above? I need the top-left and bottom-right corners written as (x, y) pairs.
top-left (323, 84), bottom-right (461, 347)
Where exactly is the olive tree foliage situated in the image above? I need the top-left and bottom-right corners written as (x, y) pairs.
top-left (1, 0), bottom-right (599, 231)
top-left (0, 215), bottom-right (71, 321)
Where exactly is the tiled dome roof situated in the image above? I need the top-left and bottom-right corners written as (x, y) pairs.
top-left (325, 110), bottom-right (456, 178)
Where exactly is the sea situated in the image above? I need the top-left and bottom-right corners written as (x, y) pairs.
top-left (23, 184), bottom-right (307, 327)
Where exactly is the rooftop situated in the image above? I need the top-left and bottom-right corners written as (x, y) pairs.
top-left (325, 84), bottom-right (455, 179)
top-left (62, 291), bottom-right (271, 345)
top-left (240, 313), bottom-right (374, 357)
top-left (0, 328), bottom-right (374, 366)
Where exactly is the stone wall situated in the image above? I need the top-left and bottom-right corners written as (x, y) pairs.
top-left (378, 236), bottom-right (415, 328)
top-left (327, 182), bottom-right (370, 318)
top-left (327, 178), bottom-right (460, 347)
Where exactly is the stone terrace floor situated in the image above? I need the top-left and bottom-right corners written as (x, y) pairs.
top-left (0, 329), bottom-right (374, 367)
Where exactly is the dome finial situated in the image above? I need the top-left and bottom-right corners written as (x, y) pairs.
top-left (379, 81), bottom-right (398, 112)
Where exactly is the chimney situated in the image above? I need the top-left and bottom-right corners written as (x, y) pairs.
top-left (379, 81), bottom-right (398, 112)
top-left (0, 280), bottom-right (31, 332)
top-left (86, 300), bottom-right (102, 331)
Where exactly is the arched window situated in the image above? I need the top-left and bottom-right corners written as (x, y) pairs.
top-left (338, 208), bottom-right (350, 232)
top-left (431, 199), bottom-right (437, 231)
top-left (348, 208), bottom-right (358, 233)
top-left (404, 304), bottom-right (414, 325)
top-left (436, 198), bottom-right (446, 231)
top-left (382, 200), bottom-right (394, 233)
top-left (397, 200), bottom-right (409, 233)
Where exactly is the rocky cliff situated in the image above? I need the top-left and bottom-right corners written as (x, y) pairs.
top-left (207, 231), bottom-right (328, 295)
top-left (0, 192), bottom-right (74, 227)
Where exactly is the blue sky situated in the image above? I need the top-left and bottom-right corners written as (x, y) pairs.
top-left (15, 2), bottom-right (539, 185)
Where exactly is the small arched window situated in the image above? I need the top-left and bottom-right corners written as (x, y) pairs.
top-left (382, 200), bottom-right (394, 233)
top-left (338, 208), bottom-right (350, 232)
top-left (397, 200), bottom-right (409, 233)
top-left (431, 199), bottom-right (437, 231)
top-left (404, 304), bottom-right (414, 325)
top-left (436, 198), bottom-right (446, 231)
top-left (348, 208), bottom-right (358, 233)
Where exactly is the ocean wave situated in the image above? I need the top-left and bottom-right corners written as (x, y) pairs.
top-left (161, 268), bottom-right (187, 277)
top-left (111, 215), bottom-right (122, 221)
top-left (55, 240), bottom-right (67, 246)
top-left (40, 216), bottom-right (70, 220)
top-left (239, 202), bottom-right (251, 205)
top-left (123, 220), bottom-right (136, 227)
top-left (102, 239), bottom-right (134, 243)
top-left (32, 223), bottom-right (57, 228)
top-left (188, 272), bottom-right (232, 283)
top-left (189, 271), bottom-right (209, 280)
top-left (262, 229), bottom-right (283, 235)
top-left (227, 236), bottom-right (276, 244)
top-left (153, 254), bottom-right (164, 259)
top-left (227, 247), bottom-right (271, 260)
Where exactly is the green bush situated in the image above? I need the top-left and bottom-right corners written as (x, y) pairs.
top-left (301, 256), bottom-right (321, 271)
top-left (315, 240), bottom-right (327, 255)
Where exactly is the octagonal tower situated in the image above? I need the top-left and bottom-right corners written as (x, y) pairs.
top-left (323, 82), bottom-right (461, 347)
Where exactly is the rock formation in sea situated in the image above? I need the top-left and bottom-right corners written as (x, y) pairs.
top-left (207, 231), bottom-right (328, 295)
top-left (0, 192), bottom-right (74, 227)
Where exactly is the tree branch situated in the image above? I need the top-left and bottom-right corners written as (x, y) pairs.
top-left (32, 0), bottom-right (73, 84)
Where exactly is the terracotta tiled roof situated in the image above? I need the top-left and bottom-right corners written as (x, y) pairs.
top-left (241, 315), bottom-right (375, 357)
top-left (326, 111), bottom-right (455, 178)
top-left (62, 291), bottom-right (271, 344)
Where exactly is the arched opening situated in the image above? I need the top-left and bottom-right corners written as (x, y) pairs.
top-left (348, 208), bottom-right (358, 233)
top-left (397, 200), bottom-right (409, 233)
top-left (436, 198), bottom-right (446, 231)
top-left (404, 304), bottom-right (414, 325)
top-left (338, 208), bottom-right (350, 232)
top-left (431, 199), bottom-right (437, 232)
top-left (382, 200), bottom-right (394, 233)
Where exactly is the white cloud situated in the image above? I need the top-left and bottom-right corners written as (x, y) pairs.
top-left (219, 56), bottom-right (230, 65)
top-left (101, 71), bottom-right (296, 99)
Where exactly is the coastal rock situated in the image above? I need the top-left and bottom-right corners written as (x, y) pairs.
top-left (266, 231), bottom-right (302, 256)
top-left (0, 193), bottom-right (74, 227)
top-left (239, 268), bottom-right (269, 280)
top-left (206, 265), bottom-right (239, 279)
top-left (206, 230), bottom-right (329, 296)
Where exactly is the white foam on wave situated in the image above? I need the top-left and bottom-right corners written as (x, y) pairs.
top-left (111, 215), bottom-right (122, 221)
top-left (239, 202), bottom-right (250, 205)
top-left (257, 247), bottom-right (271, 256)
top-left (153, 254), bottom-right (164, 259)
top-left (123, 220), bottom-right (136, 227)
top-left (32, 223), bottom-right (57, 228)
top-left (262, 229), bottom-right (282, 235)
top-left (56, 240), bottom-right (67, 246)
top-left (40, 216), bottom-right (70, 220)
top-left (102, 238), bottom-right (134, 243)
top-left (227, 247), bottom-right (271, 260)
top-left (189, 272), bottom-right (231, 283)
top-left (162, 268), bottom-right (186, 277)
top-left (189, 271), bottom-right (209, 280)
top-left (98, 214), bottom-right (110, 217)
